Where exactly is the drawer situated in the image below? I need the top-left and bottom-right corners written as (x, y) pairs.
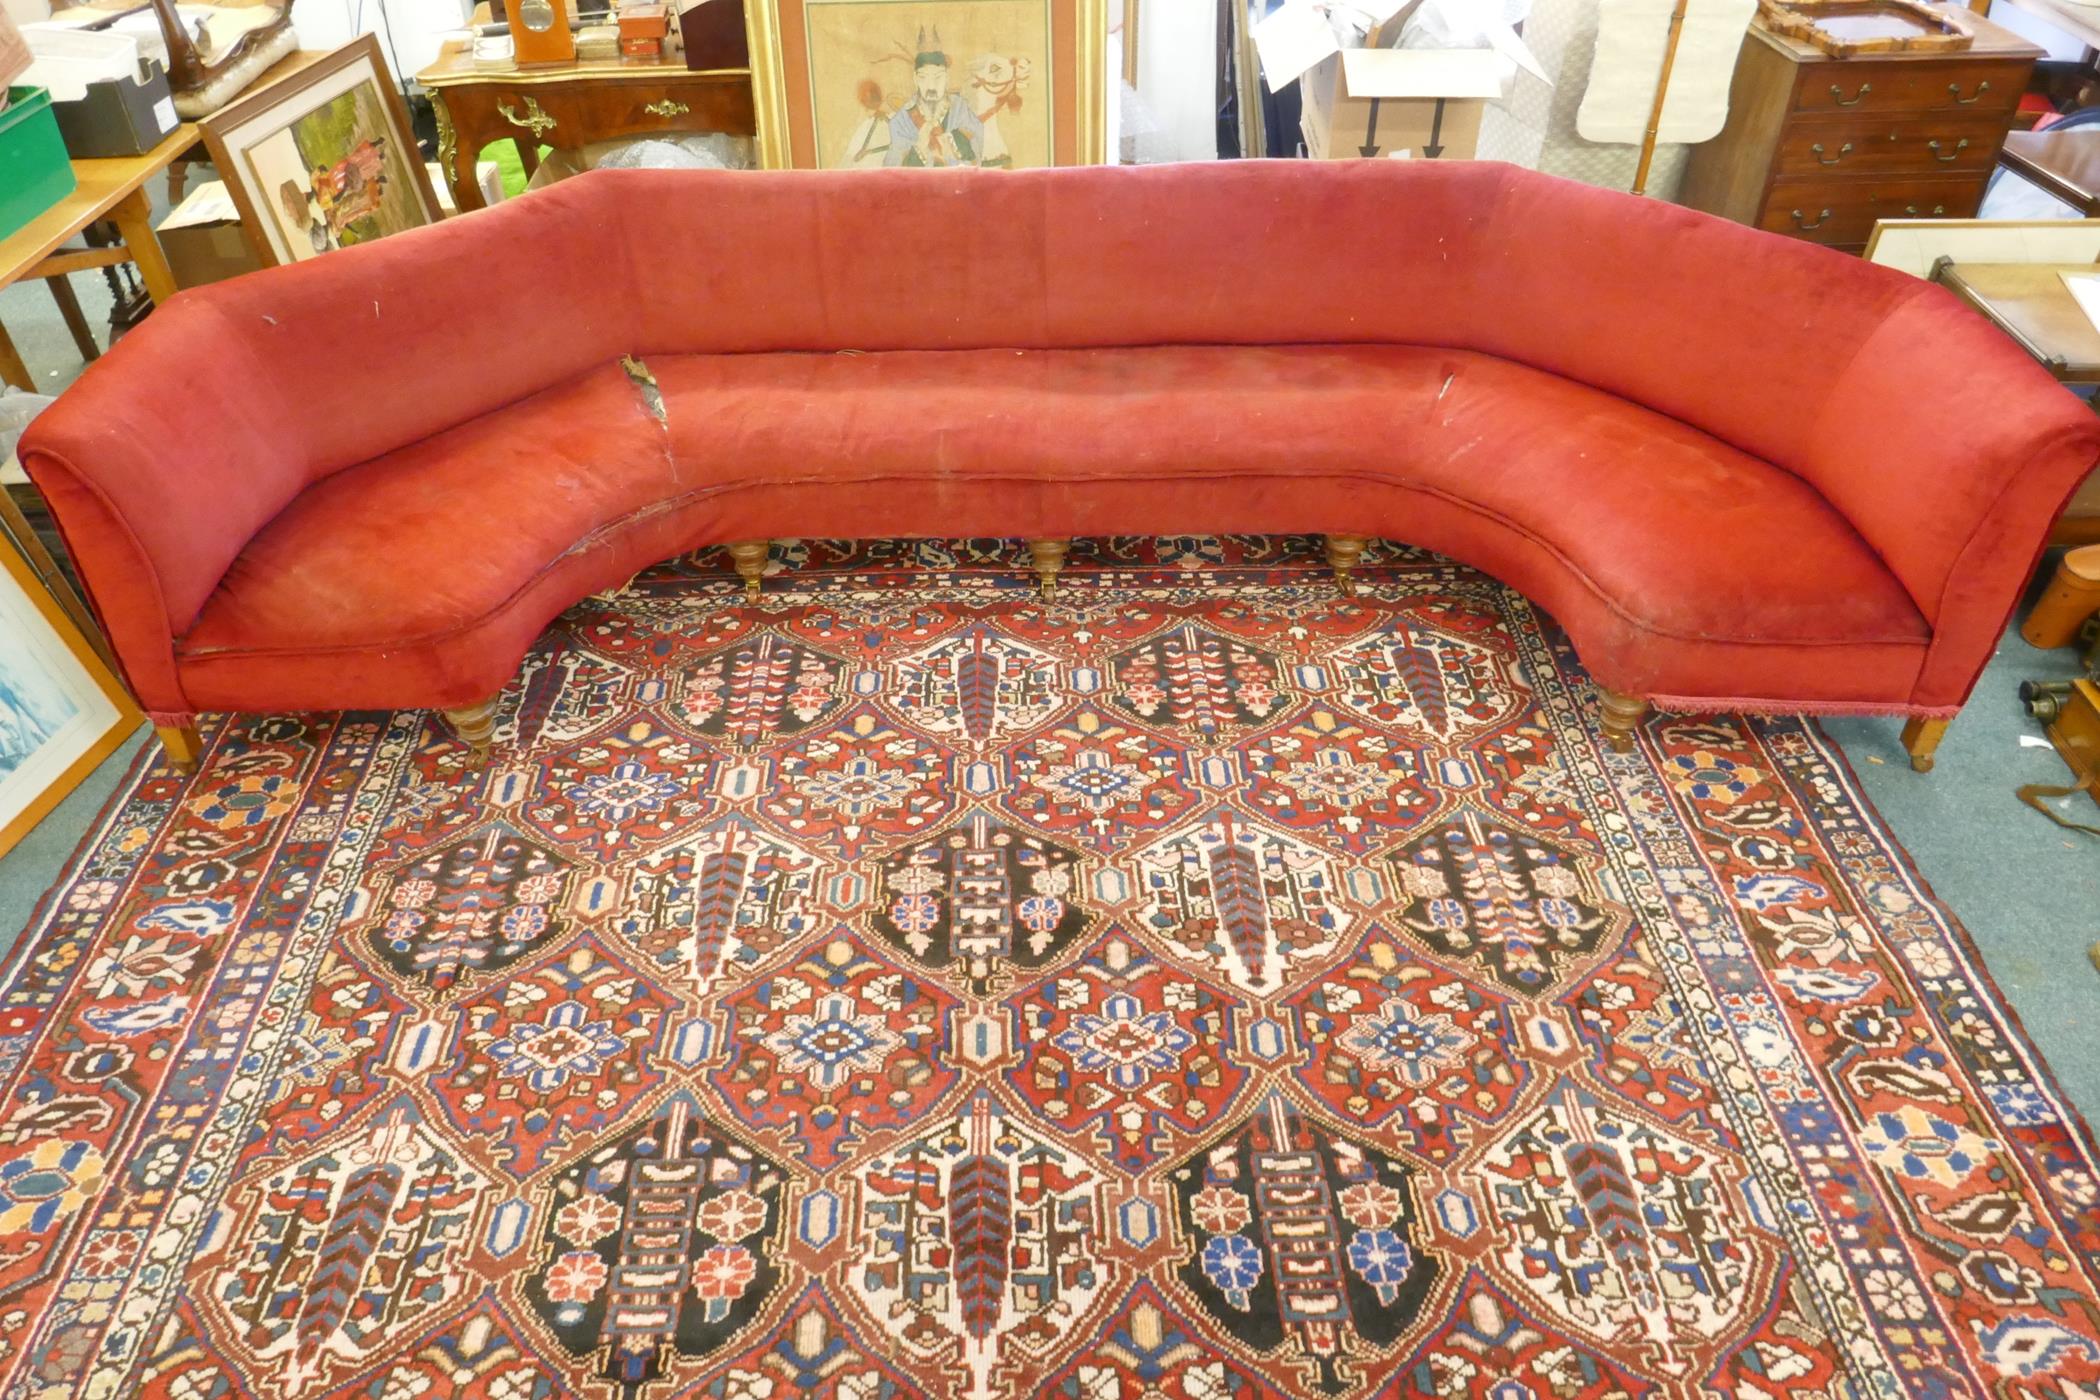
top-left (1774, 113), bottom-right (2008, 176)
top-left (470, 78), bottom-right (754, 148)
top-left (1792, 60), bottom-right (2027, 116)
top-left (1761, 175), bottom-right (1983, 243)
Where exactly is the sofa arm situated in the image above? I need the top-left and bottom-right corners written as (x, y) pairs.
top-left (18, 296), bottom-right (309, 717)
top-left (1798, 286), bottom-right (2100, 708)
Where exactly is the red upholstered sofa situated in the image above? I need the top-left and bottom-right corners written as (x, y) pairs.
top-left (21, 161), bottom-right (2100, 772)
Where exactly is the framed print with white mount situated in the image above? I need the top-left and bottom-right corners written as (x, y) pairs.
top-left (745, 0), bottom-right (1106, 169)
top-left (201, 35), bottom-right (442, 267)
top-left (0, 504), bottom-right (140, 859)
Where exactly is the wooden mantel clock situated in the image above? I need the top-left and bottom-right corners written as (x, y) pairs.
top-left (509, 0), bottom-right (577, 67)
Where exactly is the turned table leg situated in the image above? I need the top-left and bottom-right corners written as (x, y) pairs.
top-left (1900, 716), bottom-right (1949, 773)
top-left (1598, 689), bottom-right (1649, 754)
top-left (156, 723), bottom-right (202, 773)
top-left (1324, 534), bottom-right (1368, 595)
top-left (726, 540), bottom-right (770, 602)
top-left (1028, 539), bottom-right (1069, 599)
top-left (445, 698), bottom-right (501, 759)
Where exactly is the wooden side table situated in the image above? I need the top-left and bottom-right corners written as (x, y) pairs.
top-left (1932, 256), bottom-right (2100, 546)
top-left (417, 41), bottom-right (758, 212)
top-left (1998, 128), bottom-right (2100, 216)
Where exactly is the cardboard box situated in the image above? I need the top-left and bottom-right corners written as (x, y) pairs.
top-left (23, 28), bottom-right (176, 156)
top-left (1299, 47), bottom-right (1502, 160)
top-left (159, 220), bottom-right (260, 288)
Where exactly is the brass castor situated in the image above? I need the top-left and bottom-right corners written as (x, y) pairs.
top-left (1900, 716), bottom-right (1949, 774)
top-left (726, 539), bottom-right (770, 603)
top-left (1597, 689), bottom-right (1650, 754)
top-left (1028, 539), bottom-right (1069, 599)
top-left (444, 697), bottom-right (502, 760)
top-left (1323, 534), bottom-right (1369, 595)
top-left (155, 723), bottom-right (202, 773)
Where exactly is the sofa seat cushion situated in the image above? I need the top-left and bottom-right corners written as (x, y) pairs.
top-left (180, 361), bottom-right (681, 660)
top-left (653, 344), bottom-right (1926, 649)
top-left (177, 344), bottom-right (1927, 706)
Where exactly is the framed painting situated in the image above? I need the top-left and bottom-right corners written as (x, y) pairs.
top-left (0, 500), bottom-right (140, 860)
top-left (746, 0), bottom-right (1106, 169)
top-left (202, 35), bottom-right (441, 267)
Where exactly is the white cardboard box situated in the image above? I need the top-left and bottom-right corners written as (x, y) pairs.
top-left (1300, 47), bottom-right (1505, 160)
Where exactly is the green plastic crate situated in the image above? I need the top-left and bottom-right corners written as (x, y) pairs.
top-left (0, 88), bottom-right (78, 242)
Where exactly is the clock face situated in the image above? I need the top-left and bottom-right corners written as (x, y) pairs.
top-left (518, 0), bottom-right (556, 31)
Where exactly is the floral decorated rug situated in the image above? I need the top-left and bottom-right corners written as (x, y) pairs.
top-left (1, 536), bottom-right (2096, 1400)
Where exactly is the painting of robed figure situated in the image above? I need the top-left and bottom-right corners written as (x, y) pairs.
top-left (751, 0), bottom-right (1104, 169)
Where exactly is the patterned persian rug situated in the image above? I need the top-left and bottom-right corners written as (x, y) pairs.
top-left (2, 535), bottom-right (2096, 1400)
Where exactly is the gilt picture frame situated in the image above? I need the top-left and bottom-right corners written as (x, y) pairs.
top-left (745, 0), bottom-right (1106, 170)
top-left (201, 35), bottom-right (441, 267)
top-left (0, 501), bottom-right (140, 860)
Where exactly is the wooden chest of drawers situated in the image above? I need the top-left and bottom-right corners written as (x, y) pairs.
top-left (1678, 7), bottom-right (2041, 253)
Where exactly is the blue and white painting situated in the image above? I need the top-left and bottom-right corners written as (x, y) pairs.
top-left (0, 641), bottom-right (79, 782)
top-left (0, 555), bottom-right (126, 848)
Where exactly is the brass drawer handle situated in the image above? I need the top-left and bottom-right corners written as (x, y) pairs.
top-left (1812, 141), bottom-right (1852, 165)
top-left (1903, 203), bottom-right (1946, 216)
top-left (1791, 207), bottom-right (1834, 229)
top-left (497, 95), bottom-right (558, 138)
top-left (1948, 79), bottom-right (1990, 105)
top-left (645, 98), bottom-right (690, 118)
top-left (1928, 137), bottom-right (1969, 162)
top-left (1830, 82), bottom-right (1872, 106)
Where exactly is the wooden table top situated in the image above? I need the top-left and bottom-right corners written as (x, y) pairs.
top-left (1936, 260), bottom-right (2100, 379)
top-left (418, 35), bottom-right (749, 87)
top-left (2001, 128), bottom-right (2100, 215)
top-left (0, 47), bottom-right (327, 289)
top-left (0, 124), bottom-right (199, 288)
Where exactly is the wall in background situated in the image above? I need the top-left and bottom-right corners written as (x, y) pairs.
top-left (291, 0), bottom-right (470, 84)
top-left (1134, 0), bottom-right (1217, 161)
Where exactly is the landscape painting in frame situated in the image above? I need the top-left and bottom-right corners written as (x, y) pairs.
top-left (756, 0), bottom-right (1101, 167)
top-left (0, 531), bottom-right (137, 859)
top-left (202, 35), bottom-right (439, 267)
top-left (808, 0), bottom-right (1053, 168)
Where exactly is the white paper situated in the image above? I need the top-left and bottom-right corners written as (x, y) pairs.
top-left (2063, 272), bottom-right (2100, 336)
top-left (1253, 0), bottom-right (1343, 88)
top-left (2019, 734), bottom-right (2055, 749)
top-left (159, 180), bottom-right (240, 232)
top-left (1342, 45), bottom-right (1507, 98)
top-left (1576, 0), bottom-right (1756, 145)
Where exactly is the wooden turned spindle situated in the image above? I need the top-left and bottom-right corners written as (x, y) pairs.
top-left (1028, 539), bottom-right (1069, 599)
top-left (726, 539), bottom-right (770, 603)
top-left (1324, 534), bottom-right (1369, 595)
top-left (444, 698), bottom-right (501, 759)
top-left (1900, 716), bottom-right (1949, 774)
top-left (1597, 690), bottom-right (1650, 754)
top-left (156, 723), bottom-right (202, 773)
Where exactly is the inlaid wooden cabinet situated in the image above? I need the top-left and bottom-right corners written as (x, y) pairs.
top-left (1678, 7), bottom-right (2041, 253)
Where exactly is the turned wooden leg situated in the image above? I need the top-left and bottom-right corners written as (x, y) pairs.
top-left (156, 723), bottom-right (202, 773)
top-left (1900, 716), bottom-right (1949, 773)
top-left (726, 539), bottom-right (769, 603)
top-left (1028, 538), bottom-right (1069, 599)
top-left (1324, 534), bottom-right (1369, 595)
top-left (444, 698), bottom-right (502, 759)
top-left (1597, 689), bottom-right (1650, 754)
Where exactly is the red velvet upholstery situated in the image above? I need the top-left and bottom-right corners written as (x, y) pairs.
top-left (21, 160), bottom-right (2100, 724)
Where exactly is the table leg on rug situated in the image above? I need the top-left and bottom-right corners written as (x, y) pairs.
top-left (1029, 538), bottom-right (1068, 599)
top-left (1598, 690), bottom-right (1650, 753)
top-left (727, 540), bottom-right (770, 602)
top-left (155, 723), bottom-right (201, 772)
top-left (1324, 533), bottom-right (1368, 595)
top-left (444, 699), bottom-right (501, 759)
top-left (1901, 716), bottom-right (1949, 773)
